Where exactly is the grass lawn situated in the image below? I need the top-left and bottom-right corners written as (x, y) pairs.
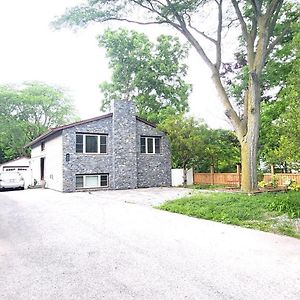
top-left (159, 191), bottom-right (300, 238)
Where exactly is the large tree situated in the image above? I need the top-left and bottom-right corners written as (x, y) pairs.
top-left (0, 81), bottom-right (77, 162)
top-left (53, 0), bottom-right (299, 192)
top-left (223, 3), bottom-right (300, 170)
top-left (99, 29), bottom-right (191, 124)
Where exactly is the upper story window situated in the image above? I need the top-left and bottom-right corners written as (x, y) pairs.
top-left (141, 136), bottom-right (161, 154)
top-left (76, 133), bottom-right (107, 154)
top-left (41, 141), bottom-right (45, 151)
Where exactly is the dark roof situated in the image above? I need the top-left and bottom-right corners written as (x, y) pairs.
top-left (136, 116), bottom-right (156, 128)
top-left (25, 113), bottom-right (156, 148)
top-left (25, 113), bottom-right (113, 148)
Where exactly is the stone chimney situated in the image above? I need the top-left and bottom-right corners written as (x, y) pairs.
top-left (112, 100), bottom-right (138, 189)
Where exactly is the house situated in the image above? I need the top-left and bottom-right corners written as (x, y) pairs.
top-left (26, 100), bottom-right (171, 192)
top-left (0, 156), bottom-right (31, 188)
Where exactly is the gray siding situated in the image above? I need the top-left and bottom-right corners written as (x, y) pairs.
top-left (62, 117), bottom-right (113, 192)
top-left (112, 100), bottom-right (138, 189)
top-left (60, 100), bottom-right (171, 192)
top-left (136, 121), bottom-right (172, 188)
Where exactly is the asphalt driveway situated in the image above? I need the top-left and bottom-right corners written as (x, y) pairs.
top-left (0, 188), bottom-right (299, 300)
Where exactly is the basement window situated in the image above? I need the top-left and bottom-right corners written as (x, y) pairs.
top-left (75, 174), bottom-right (109, 189)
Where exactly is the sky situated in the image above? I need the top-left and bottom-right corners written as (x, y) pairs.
top-left (0, 0), bottom-right (234, 129)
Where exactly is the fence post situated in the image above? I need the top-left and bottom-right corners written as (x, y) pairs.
top-left (236, 163), bottom-right (241, 188)
top-left (271, 164), bottom-right (275, 175)
top-left (210, 165), bottom-right (214, 185)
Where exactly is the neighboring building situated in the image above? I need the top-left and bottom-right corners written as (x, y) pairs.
top-left (0, 157), bottom-right (31, 188)
top-left (26, 100), bottom-right (171, 192)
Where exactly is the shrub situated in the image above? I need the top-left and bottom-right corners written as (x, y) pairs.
top-left (258, 181), bottom-right (267, 188)
top-left (288, 180), bottom-right (300, 192)
top-left (268, 192), bottom-right (300, 218)
top-left (270, 175), bottom-right (279, 188)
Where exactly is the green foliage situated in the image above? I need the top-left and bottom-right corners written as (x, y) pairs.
top-left (159, 191), bottom-right (300, 238)
top-left (268, 192), bottom-right (300, 218)
top-left (287, 180), bottom-right (300, 192)
top-left (98, 29), bottom-right (191, 124)
top-left (226, 3), bottom-right (300, 105)
top-left (158, 115), bottom-right (207, 170)
top-left (159, 115), bottom-right (240, 173)
top-left (224, 3), bottom-right (300, 169)
top-left (53, 0), bottom-right (299, 193)
top-left (261, 30), bottom-right (300, 169)
top-left (196, 129), bottom-right (240, 173)
top-left (258, 181), bottom-right (267, 188)
top-left (0, 82), bottom-right (77, 163)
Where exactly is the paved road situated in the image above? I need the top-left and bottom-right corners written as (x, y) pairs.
top-left (0, 189), bottom-right (299, 300)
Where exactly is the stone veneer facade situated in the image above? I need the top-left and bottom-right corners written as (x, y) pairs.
top-left (61, 100), bottom-right (171, 192)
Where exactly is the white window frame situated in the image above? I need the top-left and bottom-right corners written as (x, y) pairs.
top-left (76, 133), bottom-right (107, 154)
top-left (141, 137), bottom-right (161, 154)
top-left (75, 174), bottom-right (109, 189)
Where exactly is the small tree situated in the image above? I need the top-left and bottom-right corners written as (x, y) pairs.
top-left (159, 115), bottom-right (208, 186)
top-left (197, 129), bottom-right (240, 173)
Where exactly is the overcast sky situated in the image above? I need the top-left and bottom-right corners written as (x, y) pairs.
top-left (0, 0), bottom-right (234, 129)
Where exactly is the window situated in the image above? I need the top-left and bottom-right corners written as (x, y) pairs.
top-left (140, 137), bottom-right (161, 154)
top-left (41, 141), bottom-right (45, 151)
top-left (76, 133), bottom-right (107, 154)
top-left (76, 175), bottom-right (84, 188)
top-left (76, 135), bottom-right (83, 153)
top-left (85, 136), bottom-right (98, 153)
top-left (85, 175), bottom-right (99, 188)
top-left (75, 174), bottom-right (109, 189)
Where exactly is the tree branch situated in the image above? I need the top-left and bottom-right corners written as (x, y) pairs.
top-left (231, 0), bottom-right (249, 40)
top-left (266, 26), bottom-right (290, 56)
top-left (250, 0), bottom-right (262, 16)
top-left (101, 17), bottom-right (168, 26)
top-left (215, 0), bottom-right (223, 71)
top-left (265, 0), bottom-right (284, 22)
top-left (186, 14), bottom-right (217, 45)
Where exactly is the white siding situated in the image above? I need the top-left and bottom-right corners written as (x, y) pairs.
top-left (30, 133), bottom-right (63, 191)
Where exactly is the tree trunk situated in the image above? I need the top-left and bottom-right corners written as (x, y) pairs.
top-left (183, 166), bottom-right (187, 187)
top-left (240, 91), bottom-right (260, 193)
top-left (241, 140), bottom-right (258, 193)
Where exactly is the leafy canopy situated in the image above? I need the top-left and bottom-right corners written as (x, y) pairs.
top-left (98, 29), bottom-right (191, 124)
top-left (158, 115), bottom-right (208, 170)
top-left (0, 81), bottom-right (77, 163)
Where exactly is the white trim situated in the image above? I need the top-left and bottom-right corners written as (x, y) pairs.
top-left (76, 174), bottom-right (109, 188)
top-left (76, 134), bottom-right (107, 154)
top-left (141, 137), bottom-right (160, 154)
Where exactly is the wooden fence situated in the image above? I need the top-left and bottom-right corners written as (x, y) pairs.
top-left (194, 172), bottom-right (300, 187)
top-left (194, 173), bottom-right (241, 186)
top-left (263, 174), bottom-right (300, 186)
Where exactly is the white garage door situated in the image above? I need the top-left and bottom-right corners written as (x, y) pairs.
top-left (3, 166), bottom-right (30, 188)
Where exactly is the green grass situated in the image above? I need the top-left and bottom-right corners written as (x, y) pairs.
top-left (159, 191), bottom-right (300, 238)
